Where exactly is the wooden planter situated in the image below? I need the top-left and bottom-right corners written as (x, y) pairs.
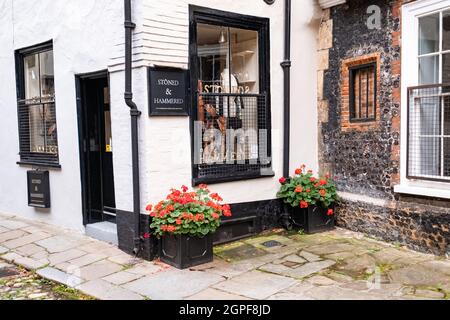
top-left (159, 234), bottom-right (213, 269)
top-left (288, 205), bottom-right (335, 234)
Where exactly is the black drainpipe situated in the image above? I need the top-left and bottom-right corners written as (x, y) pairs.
top-left (279, 0), bottom-right (292, 229)
top-left (124, 0), bottom-right (142, 255)
top-left (281, 0), bottom-right (292, 178)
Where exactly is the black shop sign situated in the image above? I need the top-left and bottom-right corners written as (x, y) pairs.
top-left (27, 170), bottom-right (51, 208)
top-left (148, 67), bottom-right (189, 116)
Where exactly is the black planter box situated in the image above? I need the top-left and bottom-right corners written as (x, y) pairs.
top-left (288, 205), bottom-right (335, 234)
top-left (159, 234), bottom-right (213, 269)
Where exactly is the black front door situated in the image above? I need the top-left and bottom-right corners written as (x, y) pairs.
top-left (76, 71), bottom-right (116, 224)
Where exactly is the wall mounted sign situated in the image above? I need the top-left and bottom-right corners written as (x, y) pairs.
top-left (148, 67), bottom-right (189, 116)
top-left (27, 170), bottom-right (51, 208)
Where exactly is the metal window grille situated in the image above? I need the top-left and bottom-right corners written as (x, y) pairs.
top-left (16, 43), bottom-right (59, 166)
top-left (349, 63), bottom-right (377, 122)
top-left (18, 96), bottom-right (59, 165)
top-left (408, 84), bottom-right (450, 181)
top-left (194, 92), bottom-right (271, 182)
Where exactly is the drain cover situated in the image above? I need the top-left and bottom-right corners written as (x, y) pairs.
top-left (0, 267), bottom-right (20, 278)
top-left (262, 240), bottom-right (282, 248)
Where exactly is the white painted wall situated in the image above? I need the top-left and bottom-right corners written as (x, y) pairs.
top-left (135, 0), bottom-right (321, 207)
top-left (0, 0), bottom-right (320, 231)
top-left (0, 0), bottom-right (124, 231)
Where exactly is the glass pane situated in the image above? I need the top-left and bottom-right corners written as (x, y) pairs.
top-left (419, 137), bottom-right (441, 176)
top-left (419, 13), bottom-right (440, 55)
top-left (39, 50), bottom-right (54, 98)
top-left (419, 55), bottom-right (439, 85)
top-left (230, 28), bottom-right (259, 94)
top-left (29, 103), bottom-right (58, 154)
top-left (443, 10), bottom-right (450, 51)
top-left (444, 138), bottom-right (450, 177)
top-left (445, 96), bottom-right (450, 135)
top-left (24, 53), bottom-right (40, 100)
top-left (443, 53), bottom-right (450, 83)
top-left (419, 96), bottom-right (441, 135)
top-left (197, 23), bottom-right (230, 94)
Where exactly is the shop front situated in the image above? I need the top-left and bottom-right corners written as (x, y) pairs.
top-left (0, 0), bottom-right (320, 260)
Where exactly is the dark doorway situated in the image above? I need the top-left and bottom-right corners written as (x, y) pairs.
top-left (76, 71), bottom-right (116, 225)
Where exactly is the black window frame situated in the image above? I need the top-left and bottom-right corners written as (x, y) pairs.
top-left (349, 62), bottom-right (377, 123)
top-left (15, 40), bottom-right (61, 168)
top-left (189, 5), bottom-right (274, 186)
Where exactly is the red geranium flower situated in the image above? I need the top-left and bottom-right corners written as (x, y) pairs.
top-left (295, 186), bottom-right (303, 193)
top-left (310, 177), bottom-right (317, 182)
top-left (210, 193), bottom-right (223, 202)
top-left (143, 233), bottom-right (151, 239)
top-left (327, 209), bottom-right (334, 216)
top-left (176, 219), bottom-right (183, 225)
top-left (146, 204), bottom-right (153, 212)
top-left (319, 190), bottom-right (326, 197)
top-left (181, 185), bottom-right (189, 193)
top-left (211, 213), bottom-right (220, 220)
top-left (320, 179), bottom-right (328, 186)
top-left (279, 177), bottom-right (287, 184)
top-left (300, 201), bottom-right (309, 209)
top-left (295, 168), bottom-right (302, 175)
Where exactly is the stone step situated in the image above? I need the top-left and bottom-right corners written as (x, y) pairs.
top-left (85, 222), bottom-right (118, 246)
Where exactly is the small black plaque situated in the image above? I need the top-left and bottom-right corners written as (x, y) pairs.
top-left (27, 170), bottom-right (50, 208)
top-left (148, 67), bottom-right (189, 116)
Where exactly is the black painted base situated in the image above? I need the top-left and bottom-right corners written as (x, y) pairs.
top-left (288, 205), bottom-right (335, 234)
top-left (116, 199), bottom-right (284, 262)
top-left (160, 234), bottom-right (213, 269)
top-left (116, 210), bottom-right (157, 261)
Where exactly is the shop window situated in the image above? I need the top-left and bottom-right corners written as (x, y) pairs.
top-left (349, 63), bottom-right (377, 122)
top-left (15, 41), bottom-right (59, 167)
top-left (190, 7), bottom-right (272, 184)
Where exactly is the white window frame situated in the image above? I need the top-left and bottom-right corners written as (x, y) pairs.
top-left (396, 0), bottom-right (450, 198)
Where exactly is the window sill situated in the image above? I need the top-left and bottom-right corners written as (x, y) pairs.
top-left (394, 184), bottom-right (450, 200)
top-left (193, 170), bottom-right (275, 186)
top-left (17, 161), bottom-right (61, 169)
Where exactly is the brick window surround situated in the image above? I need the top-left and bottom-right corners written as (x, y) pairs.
top-left (341, 53), bottom-right (381, 132)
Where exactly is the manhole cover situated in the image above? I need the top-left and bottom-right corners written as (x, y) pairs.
top-left (0, 267), bottom-right (20, 279)
top-left (262, 240), bottom-right (282, 248)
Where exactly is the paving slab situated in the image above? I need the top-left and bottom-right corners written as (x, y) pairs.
top-left (77, 279), bottom-right (144, 300)
top-left (0, 230), bottom-right (28, 243)
top-left (0, 219), bottom-right (29, 230)
top-left (36, 236), bottom-right (80, 253)
top-left (15, 243), bottom-right (46, 257)
top-left (0, 226), bottom-right (8, 233)
top-left (125, 270), bottom-right (225, 300)
top-left (212, 270), bottom-right (298, 300)
top-left (126, 261), bottom-right (168, 275)
top-left (3, 232), bottom-right (52, 249)
top-left (0, 245), bottom-right (8, 255)
top-left (305, 243), bottom-right (356, 256)
top-left (298, 251), bottom-right (323, 262)
top-left (305, 285), bottom-right (386, 300)
top-left (78, 260), bottom-right (124, 281)
top-left (418, 260), bottom-right (450, 276)
top-left (2, 252), bottom-right (47, 270)
top-left (102, 271), bottom-right (143, 285)
top-left (267, 283), bottom-right (316, 300)
top-left (186, 288), bottom-right (253, 300)
top-left (68, 253), bottom-right (108, 267)
top-left (48, 249), bottom-right (87, 265)
top-left (388, 265), bottom-right (450, 287)
top-left (37, 267), bottom-right (84, 287)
